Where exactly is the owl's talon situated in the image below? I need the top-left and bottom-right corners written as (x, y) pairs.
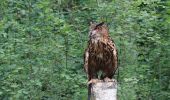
top-left (88, 79), bottom-right (100, 84)
top-left (104, 77), bottom-right (113, 82)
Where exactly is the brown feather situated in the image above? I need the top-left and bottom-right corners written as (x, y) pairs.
top-left (84, 23), bottom-right (118, 81)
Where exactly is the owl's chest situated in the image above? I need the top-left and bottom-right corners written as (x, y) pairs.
top-left (89, 41), bottom-right (110, 60)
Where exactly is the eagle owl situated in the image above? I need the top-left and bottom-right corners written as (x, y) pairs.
top-left (84, 22), bottom-right (118, 83)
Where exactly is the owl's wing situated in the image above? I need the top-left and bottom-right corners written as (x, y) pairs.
top-left (108, 37), bottom-right (118, 73)
top-left (84, 48), bottom-right (89, 74)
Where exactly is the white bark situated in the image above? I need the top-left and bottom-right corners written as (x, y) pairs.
top-left (90, 79), bottom-right (117, 100)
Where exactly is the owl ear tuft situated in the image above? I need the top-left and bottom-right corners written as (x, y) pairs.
top-left (89, 22), bottom-right (96, 30)
top-left (94, 22), bottom-right (105, 29)
top-left (90, 21), bottom-right (93, 25)
top-left (89, 21), bottom-right (96, 26)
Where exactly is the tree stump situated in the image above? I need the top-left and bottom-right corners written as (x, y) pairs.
top-left (90, 79), bottom-right (117, 100)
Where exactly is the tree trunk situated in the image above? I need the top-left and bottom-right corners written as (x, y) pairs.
top-left (90, 79), bottom-right (117, 100)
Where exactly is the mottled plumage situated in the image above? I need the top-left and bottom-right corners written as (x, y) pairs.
top-left (84, 22), bottom-right (118, 82)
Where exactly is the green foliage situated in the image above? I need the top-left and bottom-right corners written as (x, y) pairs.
top-left (0, 0), bottom-right (169, 100)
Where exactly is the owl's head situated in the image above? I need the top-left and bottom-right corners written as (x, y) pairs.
top-left (89, 22), bottom-right (109, 40)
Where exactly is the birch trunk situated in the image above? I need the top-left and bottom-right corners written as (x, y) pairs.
top-left (90, 79), bottom-right (117, 100)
